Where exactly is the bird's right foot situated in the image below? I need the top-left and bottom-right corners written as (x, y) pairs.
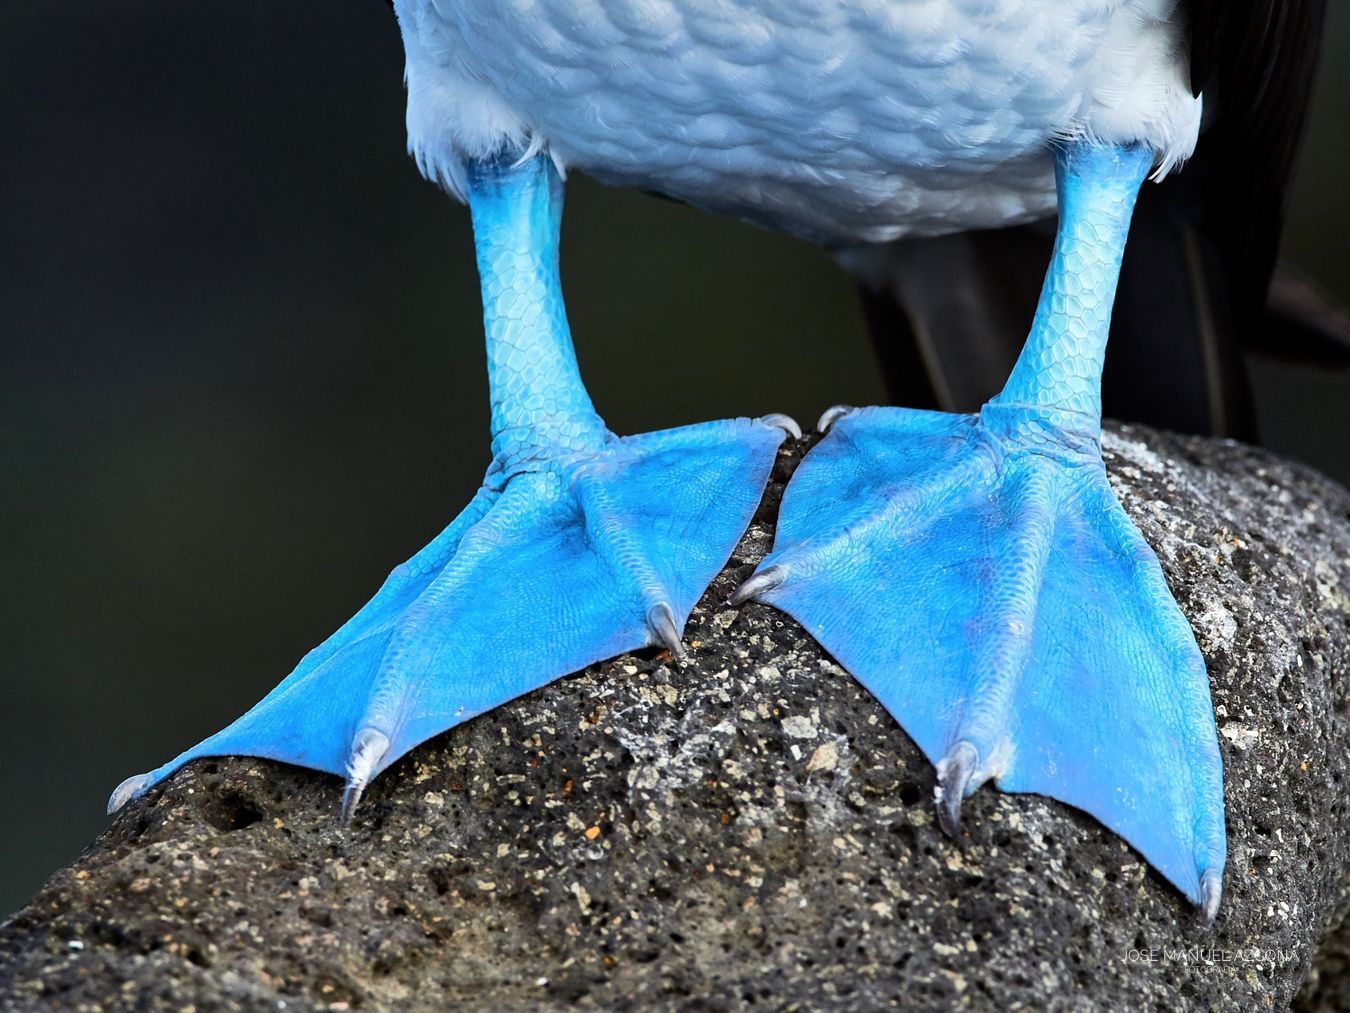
top-left (110, 413), bottom-right (793, 816)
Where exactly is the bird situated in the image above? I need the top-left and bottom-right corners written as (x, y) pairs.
top-left (107, 1), bottom-right (1326, 923)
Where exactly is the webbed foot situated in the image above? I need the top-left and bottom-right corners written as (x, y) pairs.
top-left (111, 415), bottom-right (788, 814)
top-left (737, 404), bottom-right (1225, 911)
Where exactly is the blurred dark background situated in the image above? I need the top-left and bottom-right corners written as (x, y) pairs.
top-left (2, 4), bottom-right (1346, 916)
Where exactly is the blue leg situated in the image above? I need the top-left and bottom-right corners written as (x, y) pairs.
top-left (110, 152), bottom-right (792, 817)
top-left (737, 143), bottom-right (1225, 917)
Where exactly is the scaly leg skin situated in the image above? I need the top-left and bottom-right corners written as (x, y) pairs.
top-left (736, 143), bottom-right (1226, 920)
top-left (109, 152), bottom-right (793, 818)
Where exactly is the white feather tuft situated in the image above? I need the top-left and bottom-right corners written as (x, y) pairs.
top-left (395, 1), bottom-right (562, 200)
top-left (393, 0), bottom-right (1203, 235)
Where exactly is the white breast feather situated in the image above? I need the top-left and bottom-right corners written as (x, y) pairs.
top-left (393, 0), bottom-right (1201, 245)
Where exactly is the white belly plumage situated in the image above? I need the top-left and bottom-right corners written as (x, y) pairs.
top-left (394, 0), bottom-right (1200, 246)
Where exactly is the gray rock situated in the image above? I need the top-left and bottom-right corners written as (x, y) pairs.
top-left (1300, 916), bottom-right (1350, 1011)
top-left (1, 424), bottom-right (1347, 1011)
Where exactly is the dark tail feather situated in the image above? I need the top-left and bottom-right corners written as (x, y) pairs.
top-left (1105, 170), bottom-right (1256, 440)
top-left (1258, 268), bottom-right (1350, 369)
top-left (855, 0), bottom-right (1330, 441)
top-left (848, 226), bottom-right (1049, 417)
top-left (850, 181), bottom-right (1258, 439)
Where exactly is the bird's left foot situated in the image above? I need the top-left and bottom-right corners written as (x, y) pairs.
top-left (736, 403), bottom-right (1225, 915)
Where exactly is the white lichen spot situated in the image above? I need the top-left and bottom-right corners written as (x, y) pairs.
top-left (1102, 430), bottom-right (1166, 474)
top-left (942, 969), bottom-right (969, 993)
top-left (1195, 600), bottom-right (1238, 651)
top-left (570, 882), bottom-right (591, 913)
top-left (712, 610), bottom-right (738, 632)
top-left (805, 740), bottom-right (839, 773)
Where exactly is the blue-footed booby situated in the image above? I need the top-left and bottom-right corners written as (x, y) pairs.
top-left (109, 1), bottom-right (1326, 921)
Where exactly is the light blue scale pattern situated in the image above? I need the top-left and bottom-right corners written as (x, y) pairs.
top-left (746, 142), bottom-right (1226, 909)
top-left (109, 153), bottom-right (786, 810)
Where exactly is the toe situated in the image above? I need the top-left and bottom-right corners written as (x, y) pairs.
top-left (816, 404), bottom-right (854, 434)
top-left (730, 564), bottom-right (787, 606)
top-left (646, 602), bottom-right (686, 658)
top-left (107, 772), bottom-right (153, 815)
top-left (935, 741), bottom-right (979, 837)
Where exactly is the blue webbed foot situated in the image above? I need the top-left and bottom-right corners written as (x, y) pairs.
top-left (736, 141), bottom-right (1228, 916)
top-left (109, 148), bottom-right (797, 819)
top-left (737, 404), bottom-right (1225, 914)
top-left (110, 414), bottom-right (789, 816)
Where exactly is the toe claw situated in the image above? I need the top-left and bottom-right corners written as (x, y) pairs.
top-left (107, 772), bottom-right (153, 815)
top-left (816, 404), bottom-right (854, 434)
top-left (730, 564), bottom-right (786, 606)
top-left (647, 602), bottom-right (686, 659)
top-left (1200, 868), bottom-right (1222, 925)
top-left (342, 728), bottom-right (390, 824)
top-left (935, 741), bottom-right (978, 837)
top-left (759, 413), bottom-right (802, 440)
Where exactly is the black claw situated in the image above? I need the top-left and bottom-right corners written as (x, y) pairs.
top-left (730, 564), bottom-right (786, 606)
top-left (1200, 869), bottom-right (1223, 925)
top-left (816, 404), bottom-right (854, 434)
top-left (759, 413), bottom-right (803, 440)
top-left (341, 727), bottom-right (390, 824)
top-left (935, 741), bottom-right (978, 837)
top-left (647, 602), bottom-right (685, 659)
top-left (340, 782), bottom-right (366, 826)
top-left (107, 773), bottom-right (152, 815)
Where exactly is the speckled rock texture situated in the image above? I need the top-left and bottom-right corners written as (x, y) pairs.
top-left (1, 423), bottom-right (1347, 1011)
